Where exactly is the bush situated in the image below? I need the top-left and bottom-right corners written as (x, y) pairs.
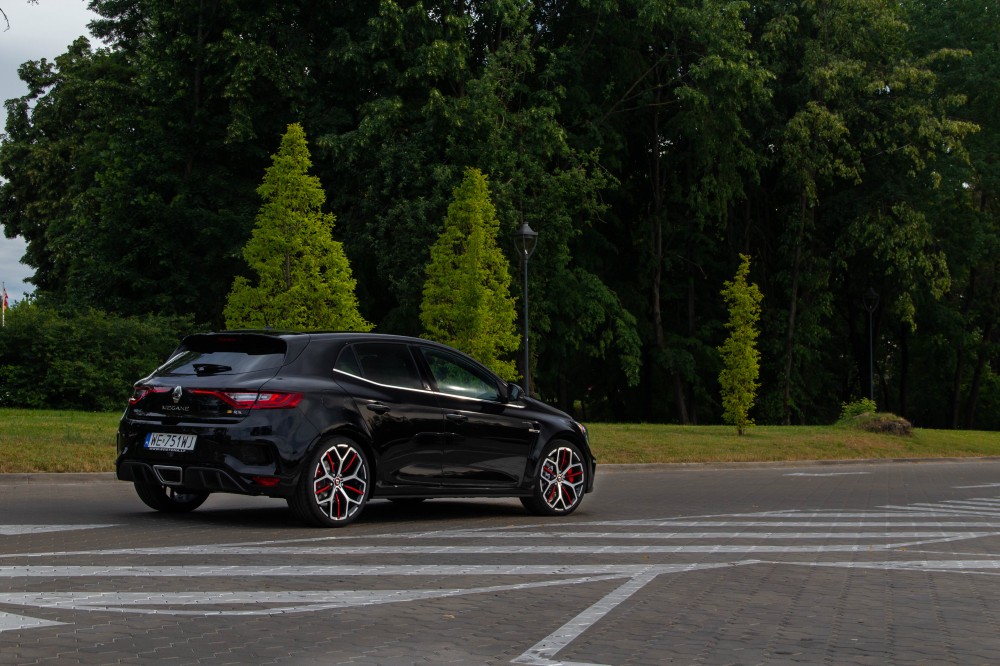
top-left (0, 302), bottom-right (193, 411)
top-left (854, 413), bottom-right (913, 436)
top-left (839, 397), bottom-right (877, 422)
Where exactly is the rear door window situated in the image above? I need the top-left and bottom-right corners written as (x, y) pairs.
top-left (157, 335), bottom-right (287, 377)
top-left (348, 343), bottom-right (426, 390)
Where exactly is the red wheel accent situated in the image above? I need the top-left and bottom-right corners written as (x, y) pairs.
top-left (536, 445), bottom-right (585, 513)
top-left (307, 441), bottom-right (369, 524)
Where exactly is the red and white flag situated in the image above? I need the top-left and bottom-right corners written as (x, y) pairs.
top-left (2, 284), bottom-right (7, 326)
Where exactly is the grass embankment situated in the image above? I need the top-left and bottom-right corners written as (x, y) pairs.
top-left (3, 409), bottom-right (1000, 473)
top-left (587, 423), bottom-right (1000, 464)
top-left (1, 409), bottom-right (120, 473)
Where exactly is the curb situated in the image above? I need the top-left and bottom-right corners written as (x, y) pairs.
top-left (599, 456), bottom-right (1000, 471)
top-left (0, 472), bottom-right (117, 484)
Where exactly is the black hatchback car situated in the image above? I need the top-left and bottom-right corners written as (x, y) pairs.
top-left (116, 332), bottom-right (595, 527)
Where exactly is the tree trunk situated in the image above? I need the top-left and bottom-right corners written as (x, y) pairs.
top-left (782, 194), bottom-right (808, 425)
top-left (897, 323), bottom-right (909, 419)
top-left (648, 81), bottom-right (689, 425)
top-left (964, 321), bottom-right (993, 429)
top-left (964, 273), bottom-right (997, 429)
top-left (950, 271), bottom-right (976, 428)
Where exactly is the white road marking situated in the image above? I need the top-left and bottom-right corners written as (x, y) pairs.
top-left (0, 525), bottom-right (116, 536)
top-left (0, 611), bottom-right (66, 632)
top-left (784, 472), bottom-right (871, 477)
top-left (512, 570), bottom-right (663, 666)
top-left (6, 495), bottom-right (1000, 666)
top-left (0, 564), bottom-right (743, 578)
top-left (0, 576), bottom-right (632, 616)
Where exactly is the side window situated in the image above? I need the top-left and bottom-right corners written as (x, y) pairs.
top-left (352, 343), bottom-right (425, 390)
top-left (333, 346), bottom-right (363, 377)
top-left (420, 348), bottom-right (500, 401)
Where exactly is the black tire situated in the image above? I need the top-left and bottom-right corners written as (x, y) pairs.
top-left (133, 480), bottom-right (209, 513)
top-left (520, 440), bottom-right (587, 516)
top-left (289, 437), bottom-right (371, 527)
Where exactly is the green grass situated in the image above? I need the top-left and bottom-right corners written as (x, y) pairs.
top-left (0, 409), bottom-right (120, 473)
top-left (3, 409), bottom-right (1000, 473)
top-left (587, 423), bottom-right (1000, 464)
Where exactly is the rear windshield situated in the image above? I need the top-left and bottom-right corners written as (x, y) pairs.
top-left (156, 335), bottom-right (287, 377)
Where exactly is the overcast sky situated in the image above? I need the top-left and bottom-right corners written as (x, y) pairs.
top-left (1, 0), bottom-right (98, 304)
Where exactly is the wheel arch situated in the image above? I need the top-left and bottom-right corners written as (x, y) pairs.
top-left (296, 424), bottom-right (378, 486)
top-left (527, 430), bottom-right (595, 492)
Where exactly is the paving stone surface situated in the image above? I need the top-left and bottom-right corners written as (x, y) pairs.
top-left (3, 461), bottom-right (1000, 664)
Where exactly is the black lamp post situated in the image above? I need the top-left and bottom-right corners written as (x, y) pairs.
top-left (863, 287), bottom-right (880, 402)
top-left (512, 221), bottom-right (539, 395)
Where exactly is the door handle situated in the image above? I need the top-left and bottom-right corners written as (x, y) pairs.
top-left (366, 402), bottom-right (390, 415)
top-left (445, 413), bottom-right (469, 423)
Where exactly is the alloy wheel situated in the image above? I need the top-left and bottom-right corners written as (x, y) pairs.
top-left (311, 442), bottom-right (369, 522)
top-left (538, 445), bottom-right (585, 512)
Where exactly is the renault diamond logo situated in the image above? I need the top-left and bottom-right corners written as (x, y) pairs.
top-left (172, 386), bottom-right (183, 404)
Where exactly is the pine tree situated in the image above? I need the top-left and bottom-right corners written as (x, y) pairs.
top-left (719, 254), bottom-right (763, 435)
top-left (224, 124), bottom-right (371, 331)
top-left (420, 168), bottom-right (520, 380)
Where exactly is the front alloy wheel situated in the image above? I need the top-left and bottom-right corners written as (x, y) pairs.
top-left (290, 438), bottom-right (371, 527)
top-left (521, 440), bottom-right (587, 516)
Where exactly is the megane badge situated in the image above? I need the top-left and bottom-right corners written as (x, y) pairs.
top-left (172, 386), bottom-right (183, 404)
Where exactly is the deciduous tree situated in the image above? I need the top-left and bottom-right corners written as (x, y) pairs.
top-left (719, 254), bottom-right (762, 435)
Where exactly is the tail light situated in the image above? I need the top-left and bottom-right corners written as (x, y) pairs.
top-left (128, 385), bottom-right (169, 405)
top-left (190, 389), bottom-right (303, 410)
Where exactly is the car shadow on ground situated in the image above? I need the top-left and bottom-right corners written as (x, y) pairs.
top-left (110, 497), bottom-right (532, 531)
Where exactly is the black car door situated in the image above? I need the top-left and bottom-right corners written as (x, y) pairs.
top-left (416, 345), bottom-right (537, 487)
top-left (334, 342), bottom-right (446, 486)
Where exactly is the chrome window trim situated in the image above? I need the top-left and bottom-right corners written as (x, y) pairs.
top-left (333, 368), bottom-right (525, 408)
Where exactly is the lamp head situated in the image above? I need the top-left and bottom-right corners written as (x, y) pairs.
top-left (512, 222), bottom-right (539, 259)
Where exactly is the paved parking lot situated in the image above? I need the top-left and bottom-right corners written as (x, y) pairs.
top-left (4, 460), bottom-right (1000, 664)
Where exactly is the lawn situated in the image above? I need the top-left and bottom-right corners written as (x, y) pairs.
top-left (3, 408), bottom-right (1000, 473)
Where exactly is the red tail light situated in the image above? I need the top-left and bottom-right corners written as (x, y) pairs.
top-left (128, 385), bottom-right (169, 405)
top-left (190, 389), bottom-right (303, 410)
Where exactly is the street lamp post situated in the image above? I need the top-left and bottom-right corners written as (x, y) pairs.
top-left (512, 222), bottom-right (539, 395)
top-left (863, 287), bottom-right (880, 403)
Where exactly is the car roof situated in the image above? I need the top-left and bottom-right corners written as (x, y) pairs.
top-left (211, 331), bottom-right (435, 345)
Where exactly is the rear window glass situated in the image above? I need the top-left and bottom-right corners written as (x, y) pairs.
top-left (156, 335), bottom-right (287, 377)
top-left (351, 343), bottom-right (425, 390)
top-left (334, 346), bottom-right (363, 377)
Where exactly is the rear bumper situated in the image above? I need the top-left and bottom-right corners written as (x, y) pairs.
top-left (115, 411), bottom-right (318, 497)
top-left (117, 460), bottom-right (280, 495)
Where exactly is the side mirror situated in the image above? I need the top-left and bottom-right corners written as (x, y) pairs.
top-left (507, 383), bottom-right (525, 402)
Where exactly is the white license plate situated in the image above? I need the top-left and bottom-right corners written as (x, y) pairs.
top-left (144, 432), bottom-right (197, 451)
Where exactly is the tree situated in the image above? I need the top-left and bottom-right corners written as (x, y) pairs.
top-left (420, 167), bottom-right (519, 380)
top-left (224, 123), bottom-right (371, 332)
top-left (719, 254), bottom-right (763, 435)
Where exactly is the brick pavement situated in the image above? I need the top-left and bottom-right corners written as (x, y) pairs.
top-left (2, 461), bottom-right (1000, 664)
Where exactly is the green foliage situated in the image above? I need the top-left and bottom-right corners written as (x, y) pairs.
top-left (718, 255), bottom-right (763, 435)
top-left (0, 302), bottom-right (192, 411)
top-left (839, 397), bottom-right (878, 422)
top-left (420, 168), bottom-right (519, 380)
top-left (4, 0), bottom-right (1000, 428)
top-left (224, 124), bottom-right (372, 332)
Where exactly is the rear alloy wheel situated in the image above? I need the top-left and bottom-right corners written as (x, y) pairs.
top-left (290, 438), bottom-right (371, 527)
top-left (520, 441), bottom-right (587, 516)
top-left (133, 480), bottom-right (209, 513)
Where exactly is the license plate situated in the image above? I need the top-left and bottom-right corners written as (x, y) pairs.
top-left (144, 432), bottom-right (197, 451)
